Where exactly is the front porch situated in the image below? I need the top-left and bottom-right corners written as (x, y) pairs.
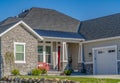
top-left (37, 40), bottom-right (83, 72)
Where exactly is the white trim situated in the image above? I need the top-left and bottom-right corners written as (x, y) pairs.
top-left (80, 43), bottom-right (83, 63)
top-left (0, 21), bottom-right (43, 40)
top-left (84, 62), bottom-right (93, 64)
top-left (92, 48), bottom-right (95, 74)
top-left (14, 42), bottom-right (26, 63)
top-left (62, 42), bottom-right (68, 62)
top-left (117, 60), bottom-right (120, 61)
top-left (38, 41), bottom-right (53, 64)
top-left (62, 42), bottom-right (65, 62)
top-left (83, 36), bottom-right (120, 44)
top-left (43, 41), bottom-right (46, 62)
top-left (93, 45), bottom-right (117, 50)
top-left (43, 36), bottom-right (84, 41)
top-left (92, 45), bottom-right (118, 75)
top-left (56, 42), bottom-right (62, 69)
top-left (56, 42), bottom-right (58, 68)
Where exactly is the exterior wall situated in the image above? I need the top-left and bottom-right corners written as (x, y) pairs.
top-left (1, 25), bottom-right (38, 76)
top-left (83, 38), bottom-right (120, 74)
top-left (68, 43), bottom-right (80, 70)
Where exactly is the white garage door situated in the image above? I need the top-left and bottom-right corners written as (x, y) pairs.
top-left (93, 45), bottom-right (117, 75)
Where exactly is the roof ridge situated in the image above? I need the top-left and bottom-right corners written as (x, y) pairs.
top-left (18, 7), bottom-right (55, 18)
top-left (82, 13), bottom-right (120, 22)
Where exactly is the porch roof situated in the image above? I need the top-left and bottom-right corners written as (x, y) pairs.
top-left (34, 29), bottom-right (84, 40)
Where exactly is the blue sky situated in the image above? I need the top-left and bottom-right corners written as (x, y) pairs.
top-left (0, 0), bottom-right (120, 21)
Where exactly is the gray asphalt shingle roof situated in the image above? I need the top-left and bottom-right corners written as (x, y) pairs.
top-left (79, 13), bottom-right (120, 40)
top-left (0, 7), bottom-right (80, 33)
top-left (0, 21), bottom-right (19, 34)
top-left (34, 29), bottom-right (84, 39)
top-left (1, 7), bottom-right (120, 41)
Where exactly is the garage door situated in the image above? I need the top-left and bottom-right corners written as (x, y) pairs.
top-left (93, 45), bottom-right (117, 75)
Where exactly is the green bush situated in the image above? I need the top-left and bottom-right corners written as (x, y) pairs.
top-left (39, 68), bottom-right (47, 74)
top-left (11, 69), bottom-right (20, 75)
top-left (32, 68), bottom-right (41, 76)
top-left (64, 69), bottom-right (72, 75)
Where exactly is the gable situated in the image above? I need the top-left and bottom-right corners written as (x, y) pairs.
top-left (0, 21), bottom-right (43, 40)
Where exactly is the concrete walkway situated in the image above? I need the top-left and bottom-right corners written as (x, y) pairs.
top-left (71, 75), bottom-right (120, 79)
top-left (71, 72), bottom-right (120, 79)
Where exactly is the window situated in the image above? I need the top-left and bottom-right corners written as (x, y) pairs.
top-left (14, 42), bottom-right (25, 63)
top-left (38, 46), bottom-right (43, 62)
top-left (38, 41), bottom-right (52, 63)
top-left (108, 49), bottom-right (115, 53)
top-left (98, 50), bottom-right (104, 54)
top-left (45, 46), bottom-right (51, 63)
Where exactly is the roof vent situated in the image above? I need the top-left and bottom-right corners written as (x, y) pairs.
top-left (18, 9), bottom-right (30, 18)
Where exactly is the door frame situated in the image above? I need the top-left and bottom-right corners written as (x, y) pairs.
top-left (56, 42), bottom-right (62, 71)
top-left (92, 45), bottom-right (118, 74)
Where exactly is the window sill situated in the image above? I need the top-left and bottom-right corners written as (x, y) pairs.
top-left (15, 61), bottom-right (26, 63)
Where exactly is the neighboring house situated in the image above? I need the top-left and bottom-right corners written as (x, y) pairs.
top-left (0, 7), bottom-right (120, 76)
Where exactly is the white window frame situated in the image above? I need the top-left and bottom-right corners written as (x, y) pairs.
top-left (38, 46), bottom-right (44, 62)
top-left (14, 42), bottom-right (26, 63)
top-left (38, 41), bottom-right (53, 64)
top-left (45, 45), bottom-right (52, 64)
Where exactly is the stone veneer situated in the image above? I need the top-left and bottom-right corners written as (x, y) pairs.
top-left (1, 25), bottom-right (38, 76)
top-left (85, 64), bottom-right (93, 74)
top-left (78, 63), bottom-right (82, 72)
top-left (78, 63), bottom-right (93, 74)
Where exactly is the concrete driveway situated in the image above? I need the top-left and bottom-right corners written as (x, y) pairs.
top-left (71, 72), bottom-right (120, 79)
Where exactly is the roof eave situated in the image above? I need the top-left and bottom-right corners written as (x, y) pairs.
top-left (43, 36), bottom-right (85, 42)
top-left (82, 36), bottom-right (120, 43)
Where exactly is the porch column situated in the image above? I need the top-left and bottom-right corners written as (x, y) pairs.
top-left (62, 42), bottom-right (68, 70)
top-left (78, 43), bottom-right (84, 72)
top-left (78, 43), bottom-right (83, 63)
top-left (43, 41), bottom-right (46, 62)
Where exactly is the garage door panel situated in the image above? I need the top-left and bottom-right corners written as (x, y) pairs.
top-left (94, 46), bottom-right (117, 75)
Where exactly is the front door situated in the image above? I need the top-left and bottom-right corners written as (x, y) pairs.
top-left (58, 46), bottom-right (61, 71)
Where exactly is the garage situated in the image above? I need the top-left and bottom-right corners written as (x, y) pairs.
top-left (93, 45), bottom-right (117, 75)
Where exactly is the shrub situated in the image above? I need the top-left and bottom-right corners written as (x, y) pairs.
top-left (32, 68), bottom-right (41, 76)
top-left (64, 69), bottom-right (72, 75)
top-left (11, 69), bottom-right (20, 75)
top-left (38, 68), bottom-right (47, 74)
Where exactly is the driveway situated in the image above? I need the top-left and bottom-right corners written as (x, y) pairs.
top-left (71, 72), bottom-right (120, 79)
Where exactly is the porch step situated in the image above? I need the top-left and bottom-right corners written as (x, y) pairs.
top-left (47, 71), bottom-right (62, 76)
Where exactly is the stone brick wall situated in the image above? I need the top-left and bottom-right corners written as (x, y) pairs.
top-left (78, 63), bottom-right (82, 72)
top-left (1, 25), bottom-right (38, 76)
top-left (85, 64), bottom-right (93, 74)
top-left (78, 63), bottom-right (93, 74)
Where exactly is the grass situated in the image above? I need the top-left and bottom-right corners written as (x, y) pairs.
top-left (16, 75), bottom-right (120, 83)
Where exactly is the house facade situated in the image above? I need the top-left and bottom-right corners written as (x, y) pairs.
top-left (0, 7), bottom-right (120, 76)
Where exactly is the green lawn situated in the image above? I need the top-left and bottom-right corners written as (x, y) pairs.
top-left (18, 75), bottom-right (120, 83)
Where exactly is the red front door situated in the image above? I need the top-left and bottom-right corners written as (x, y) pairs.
top-left (58, 46), bottom-right (61, 71)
